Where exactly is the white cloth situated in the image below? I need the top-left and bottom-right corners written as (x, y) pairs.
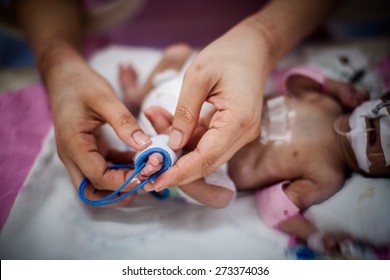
top-left (0, 128), bottom-right (286, 259)
top-left (0, 45), bottom-right (389, 259)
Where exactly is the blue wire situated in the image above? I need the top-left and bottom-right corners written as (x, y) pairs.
top-left (78, 162), bottom-right (155, 206)
top-left (108, 164), bottom-right (134, 170)
top-left (150, 188), bottom-right (170, 200)
top-left (372, 102), bottom-right (390, 115)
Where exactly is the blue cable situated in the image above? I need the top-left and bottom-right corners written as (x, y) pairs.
top-left (372, 101), bottom-right (390, 115)
top-left (78, 162), bottom-right (155, 206)
top-left (78, 137), bottom-right (177, 206)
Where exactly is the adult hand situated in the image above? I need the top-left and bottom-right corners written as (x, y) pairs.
top-left (46, 47), bottom-right (151, 205)
top-left (151, 19), bottom-right (271, 191)
top-left (149, 0), bottom-right (338, 191)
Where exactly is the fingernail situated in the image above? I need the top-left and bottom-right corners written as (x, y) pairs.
top-left (168, 130), bottom-right (182, 149)
top-left (144, 184), bottom-right (154, 192)
top-left (155, 186), bottom-right (166, 192)
top-left (133, 131), bottom-right (150, 146)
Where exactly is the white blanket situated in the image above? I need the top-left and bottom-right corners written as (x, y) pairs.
top-left (1, 44), bottom-right (389, 259)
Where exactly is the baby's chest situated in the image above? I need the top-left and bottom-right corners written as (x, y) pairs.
top-left (261, 137), bottom-right (336, 179)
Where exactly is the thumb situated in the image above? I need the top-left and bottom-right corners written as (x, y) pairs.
top-left (168, 67), bottom-right (209, 150)
top-left (96, 95), bottom-right (151, 150)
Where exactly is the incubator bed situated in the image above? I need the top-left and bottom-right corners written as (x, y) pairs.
top-left (0, 40), bottom-right (389, 259)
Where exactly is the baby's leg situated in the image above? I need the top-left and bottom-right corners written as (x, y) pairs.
top-left (129, 44), bottom-right (192, 180)
top-left (119, 64), bottom-right (143, 115)
top-left (119, 44), bottom-right (192, 116)
top-left (325, 79), bottom-right (369, 110)
top-left (178, 178), bottom-right (235, 209)
top-left (141, 43), bottom-right (192, 94)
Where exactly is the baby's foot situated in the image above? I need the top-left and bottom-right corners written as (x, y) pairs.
top-left (307, 231), bottom-right (351, 254)
top-left (138, 153), bottom-right (164, 180)
top-left (119, 64), bottom-right (144, 115)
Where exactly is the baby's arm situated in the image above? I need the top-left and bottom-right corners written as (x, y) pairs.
top-left (285, 70), bottom-right (369, 110)
top-left (324, 79), bottom-right (369, 110)
top-left (275, 176), bottom-right (348, 253)
top-left (140, 153), bottom-right (234, 208)
top-left (178, 179), bottom-right (235, 209)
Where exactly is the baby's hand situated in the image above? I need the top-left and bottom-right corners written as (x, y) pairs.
top-left (138, 152), bottom-right (164, 180)
top-left (326, 79), bottom-right (370, 111)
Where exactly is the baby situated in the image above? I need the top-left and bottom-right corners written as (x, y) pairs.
top-left (231, 71), bottom-right (390, 255)
top-left (119, 44), bottom-right (390, 254)
top-left (120, 44), bottom-right (236, 209)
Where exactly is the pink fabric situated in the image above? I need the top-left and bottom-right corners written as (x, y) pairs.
top-left (282, 65), bottom-right (326, 95)
top-left (0, 83), bottom-right (52, 231)
top-left (255, 181), bottom-right (300, 228)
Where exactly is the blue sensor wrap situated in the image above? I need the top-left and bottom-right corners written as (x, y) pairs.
top-left (78, 134), bottom-right (181, 206)
top-left (135, 147), bottom-right (172, 181)
top-left (134, 134), bottom-right (182, 181)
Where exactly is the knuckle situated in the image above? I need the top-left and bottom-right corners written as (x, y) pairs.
top-left (54, 131), bottom-right (72, 162)
top-left (172, 164), bottom-right (187, 184)
top-left (117, 112), bottom-right (137, 128)
top-left (200, 153), bottom-right (219, 178)
top-left (175, 105), bottom-right (195, 124)
top-left (184, 62), bottom-right (204, 81)
top-left (89, 178), bottom-right (104, 190)
top-left (238, 113), bottom-right (260, 140)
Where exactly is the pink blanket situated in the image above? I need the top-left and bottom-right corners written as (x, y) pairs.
top-left (0, 83), bottom-right (52, 230)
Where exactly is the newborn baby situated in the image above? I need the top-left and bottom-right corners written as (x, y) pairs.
top-left (120, 44), bottom-right (390, 253)
top-left (228, 66), bottom-right (390, 254)
top-left (120, 44), bottom-right (236, 208)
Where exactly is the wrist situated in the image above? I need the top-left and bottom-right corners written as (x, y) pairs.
top-left (244, 15), bottom-right (278, 68)
top-left (38, 40), bottom-right (85, 83)
top-left (38, 40), bottom-right (91, 110)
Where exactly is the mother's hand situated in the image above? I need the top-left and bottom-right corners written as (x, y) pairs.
top-left (46, 50), bottom-right (151, 205)
top-left (151, 20), bottom-right (271, 191)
